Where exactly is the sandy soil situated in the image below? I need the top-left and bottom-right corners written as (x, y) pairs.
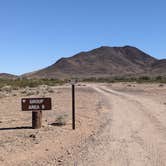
top-left (0, 83), bottom-right (166, 166)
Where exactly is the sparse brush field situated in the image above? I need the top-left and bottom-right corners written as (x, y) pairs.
top-left (0, 78), bottom-right (65, 89)
top-left (0, 76), bottom-right (166, 90)
top-left (82, 76), bottom-right (166, 83)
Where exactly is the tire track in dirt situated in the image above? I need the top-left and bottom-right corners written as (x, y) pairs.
top-left (73, 85), bottom-right (166, 166)
top-left (99, 86), bottom-right (166, 166)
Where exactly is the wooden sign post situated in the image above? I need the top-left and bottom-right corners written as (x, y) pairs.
top-left (72, 84), bottom-right (75, 130)
top-left (70, 80), bottom-right (76, 130)
top-left (21, 98), bottom-right (52, 129)
top-left (32, 111), bottom-right (42, 129)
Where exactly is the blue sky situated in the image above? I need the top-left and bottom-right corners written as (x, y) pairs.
top-left (0, 0), bottom-right (166, 75)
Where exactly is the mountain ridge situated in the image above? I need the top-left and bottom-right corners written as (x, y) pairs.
top-left (1, 46), bottom-right (165, 79)
top-left (23, 45), bottom-right (165, 79)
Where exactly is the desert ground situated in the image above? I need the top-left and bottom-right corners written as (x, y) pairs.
top-left (0, 82), bottom-right (166, 166)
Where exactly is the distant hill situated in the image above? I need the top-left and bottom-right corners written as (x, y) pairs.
top-left (22, 46), bottom-right (166, 79)
top-left (0, 73), bottom-right (18, 79)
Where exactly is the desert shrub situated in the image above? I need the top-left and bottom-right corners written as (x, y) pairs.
top-left (50, 115), bottom-right (68, 126)
top-left (137, 76), bottom-right (151, 82)
top-left (1, 85), bottom-right (12, 93)
top-left (159, 84), bottom-right (164, 87)
top-left (82, 76), bottom-right (136, 83)
top-left (47, 87), bottom-right (54, 93)
top-left (155, 76), bottom-right (166, 83)
top-left (82, 76), bottom-right (166, 83)
top-left (155, 76), bottom-right (162, 81)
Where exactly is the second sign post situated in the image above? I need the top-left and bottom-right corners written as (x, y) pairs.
top-left (72, 84), bottom-right (75, 130)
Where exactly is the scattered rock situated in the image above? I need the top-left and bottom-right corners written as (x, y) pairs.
top-left (58, 159), bottom-right (62, 163)
top-left (29, 134), bottom-right (36, 139)
top-left (12, 93), bottom-right (17, 96)
top-left (159, 84), bottom-right (164, 87)
top-left (35, 142), bottom-right (39, 144)
top-left (66, 150), bottom-right (71, 155)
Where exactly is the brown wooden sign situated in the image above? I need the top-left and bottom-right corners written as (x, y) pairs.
top-left (21, 98), bottom-right (52, 111)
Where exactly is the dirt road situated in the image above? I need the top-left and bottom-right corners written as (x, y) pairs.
top-left (74, 84), bottom-right (166, 166)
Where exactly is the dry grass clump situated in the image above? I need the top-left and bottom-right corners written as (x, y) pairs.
top-left (50, 115), bottom-right (68, 126)
top-left (1, 85), bottom-right (12, 93)
top-left (0, 86), bottom-right (13, 98)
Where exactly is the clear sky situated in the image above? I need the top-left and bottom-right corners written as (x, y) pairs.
top-left (0, 0), bottom-right (166, 75)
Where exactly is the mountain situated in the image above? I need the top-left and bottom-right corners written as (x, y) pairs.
top-left (0, 73), bottom-right (18, 79)
top-left (151, 59), bottom-right (166, 75)
top-left (23, 46), bottom-right (166, 79)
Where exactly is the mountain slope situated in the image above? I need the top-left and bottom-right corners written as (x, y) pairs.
top-left (151, 59), bottom-right (166, 75)
top-left (23, 46), bottom-right (165, 79)
top-left (0, 73), bottom-right (18, 79)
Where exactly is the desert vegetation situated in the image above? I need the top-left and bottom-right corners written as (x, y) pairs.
top-left (0, 76), bottom-right (165, 90)
top-left (0, 78), bottom-right (65, 89)
top-left (82, 76), bottom-right (166, 83)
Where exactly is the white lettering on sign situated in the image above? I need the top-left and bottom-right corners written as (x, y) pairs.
top-left (28, 105), bottom-right (40, 110)
top-left (22, 99), bottom-right (26, 103)
top-left (29, 99), bottom-right (44, 104)
top-left (42, 105), bottom-right (45, 109)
